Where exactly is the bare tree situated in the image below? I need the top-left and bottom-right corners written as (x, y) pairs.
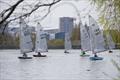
top-left (0, 0), bottom-right (61, 34)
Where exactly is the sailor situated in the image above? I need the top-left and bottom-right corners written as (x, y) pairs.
top-left (81, 51), bottom-right (86, 55)
top-left (94, 53), bottom-right (98, 57)
top-left (64, 50), bottom-right (69, 53)
top-left (38, 52), bottom-right (41, 56)
top-left (23, 53), bottom-right (27, 57)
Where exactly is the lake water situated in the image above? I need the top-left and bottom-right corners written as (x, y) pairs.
top-left (0, 49), bottom-right (120, 80)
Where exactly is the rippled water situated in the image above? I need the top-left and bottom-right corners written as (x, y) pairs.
top-left (0, 49), bottom-right (120, 80)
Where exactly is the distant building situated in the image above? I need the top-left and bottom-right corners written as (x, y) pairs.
top-left (8, 27), bottom-right (19, 37)
top-left (49, 34), bottom-right (55, 40)
top-left (59, 17), bottom-right (75, 35)
top-left (29, 26), bottom-right (35, 33)
top-left (8, 26), bottom-right (35, 37)
top-left (44, 29), bottom-right (59, 34)
top-left (44, 28), bottom-right (59, 40)
top-left (55, 32), bottom-right (65, 39)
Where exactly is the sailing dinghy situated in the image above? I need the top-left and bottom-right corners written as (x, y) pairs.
top-left (64, 33), bottom-right (72, 53)
top-left (33, 23), bottom-right (48, 57)
top-left (18, 18), bottom-right (33, 59)
top-left (80, 21), bottom-right (91, 57)
top-left (89, 15), bottom-right (107, 60)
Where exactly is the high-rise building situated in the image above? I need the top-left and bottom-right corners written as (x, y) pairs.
top-left (59, 17), bottom-right (74, 35)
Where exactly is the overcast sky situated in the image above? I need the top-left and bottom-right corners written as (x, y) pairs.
top-left (39, 0), bottom-right (99, 29)
top-left (0, 0), bottom-right (99, 29)
top-left (41, 0), bottom-right (98, 28)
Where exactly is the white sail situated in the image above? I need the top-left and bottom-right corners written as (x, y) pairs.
top-left (89, 15), bottom-right (106, 53)
top-left (20, 18), bottom-right (33, 54)
top-left (106, 34), bottom-right (115, 49)
top-left (64, 33), bottom-right (72, 51)
top-left (80, 22), bottom-right (91, 51)
top-left (35, 23), bottom-right (48, 53)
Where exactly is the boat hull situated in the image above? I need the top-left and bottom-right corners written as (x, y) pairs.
top-left (109, 50), bottom-right (113, 53)
top-left (89, 56), bottom-right (103, 60)
top-left (33, 55), bottom-right (47, 57)
top-left (18, 57), bottom-right (32, 59)
top-left (64, 50), bottom-right (69, 53)
top-left (80, 54), bottom-right (90, 57)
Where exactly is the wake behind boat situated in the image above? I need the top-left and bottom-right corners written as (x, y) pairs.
top-left (18, 18), bottom-right (33, 59)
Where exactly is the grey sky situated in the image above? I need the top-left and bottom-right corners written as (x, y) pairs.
top-left (40, 0), bottom-right (99, 29)
top-left (0, 0), bottom-right (99, 29)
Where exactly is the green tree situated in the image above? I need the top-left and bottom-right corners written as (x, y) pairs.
top-left (91, 1), bottom-right (120, 79)
top-left (91, 0), bottom-right (120, 30)
top-left (71, 23), bottom-right (80, 41)
top-left (48, 39), bottom-right (64, 49)
top-left (71, 23), bottom-right (80, 48)
top-left (91, 0), bottom-right (120, 48)
top-left (0, 34), bottom-right (19, 49)
top-left (90, 0), bottom-right (120, 31)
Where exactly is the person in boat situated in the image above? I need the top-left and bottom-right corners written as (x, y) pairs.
top-left (23, 53), bottom-right (27, 57)
top-left (80, 48), bottom-right (88, 56)
top-left (64, 50), bottom-right (69, 53)
top-left (94, 53), bottom-right (98, 57)
top-left (33, 47), bottom-right (47, 57)
top-left (109, 50), bottom-right (113, 53)
top-left (35, 52), bottom-right (46, 57)
top-left (81, 50), bottom-right (86, 55)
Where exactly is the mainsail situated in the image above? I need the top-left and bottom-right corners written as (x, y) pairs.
top-left (35, 23), bottom-right (48, 53)
top-left (80, 22), bottom-right (91, 51)
top-left (89, 15), bottom-right (106, 53)
top-left (20, 18), bottom-right (33, 54)
top-left (64, 33), bottom-right (72, 51)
